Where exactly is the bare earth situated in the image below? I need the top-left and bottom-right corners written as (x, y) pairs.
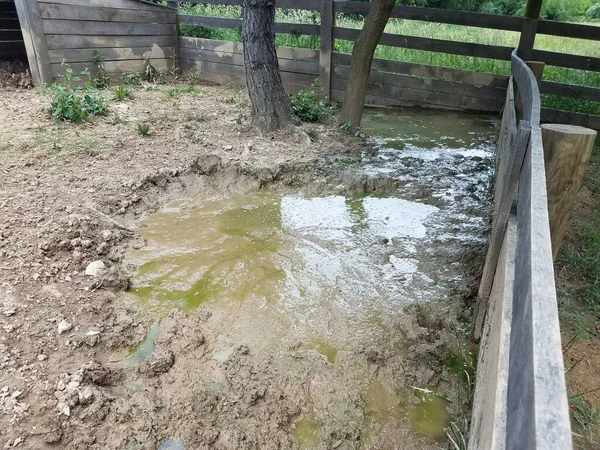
top-left (0, 80), bottom-right (468, 449)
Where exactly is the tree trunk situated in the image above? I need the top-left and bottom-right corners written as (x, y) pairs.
top-left (339, 0), bottom-right (396, 128)
top-left (242, 0), bottom-right (298, 132)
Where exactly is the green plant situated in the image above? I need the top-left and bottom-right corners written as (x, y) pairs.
top-left (144, 57), bottom-right (162, 83)
top-left (92, 51), bottom-right (110, 89)
top-left (185, 111), bottom-right (211, 122)
top-left (46, 61), bottom-right (108, 123)
top-left (167, 85), bottom-right (205, 97)
top-left (121, 72), bottom-right (142, 86)
top-left (339, 121), bottom-right (353, 133)
top-left (112, 86), bottom-right (134, 101)
top-left (136, 123), bottom-right (150, 136)
top-left (290, 85), bottom-right (334, 122)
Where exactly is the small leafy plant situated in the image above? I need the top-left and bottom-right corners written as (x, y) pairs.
top-left (136, 123), bottom-right (150, 136)
top-left (92, 51), bottom-right (110, 89)
top-left (46, 60), bottom-right (108, 123)
top-left (121, 72), bottom-right (142, 86)
top-left (112, 86), bottom-right (134, 101)
top-left (144, 57), bottom-right (162, 83)
top-left (291, 84), bottom-right (335, 123)
top-left (339, 121), bottom-right (353, 134)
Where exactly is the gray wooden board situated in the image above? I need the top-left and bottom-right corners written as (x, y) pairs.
top-left (39, 3), bottom-right (176, 24)
top-left (331, 76), bottom-right (503, 111)
top-left (45, 34), bottom-right (177, 50)
top-left (333, 1), bottom-right (522, 31)
top-left (42, 19), bottom-right (176, 36)
top-left (180, 47), bottom-right (319, 75)
top-left (15, 0), bottom-right (53, 84)
top-left (541, 80), bottom-right (600, 102)
top-left (319, 0), bottom-right (333, 98)
top-left (532, 49), bottom-right (600, 72)
top-left (333, 65), bottom-right (506, 101)
top-left (179, 37), bottom-right (319, 61)
top-left (333, 27), bottom-right (514, 61)
top-left (48, 46), bottom-right (177, 64)
top-left (181, 0), bottom-right (322, 11)
top-left (178, 14), bottom-right (320, 36)
top-left (511, 49), bottom-right (541, 126)
top-left (37, 0), bottom-right (170, 12)
top-left (541, 108), bottom-right (600, 131)
top-left (51, 57), bottom-right (171, 78)
top-left (333, 52), bottom-right (509, 88)
top-left (537, 20), bottom-right (600, 41)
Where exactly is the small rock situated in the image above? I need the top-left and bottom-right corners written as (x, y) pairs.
top-left (80, 239), bottom-right (93, 249)
top-left (3, 308), bottom-right (16, 317)
top-left (85, 260), bottom-right (106, 277)
top-left (96, 242), bottom-right (110, 255)
top-left (223, 145), bottom-right (233, 151)
top-left (100, 230), bottom-right (113, 242)
top-left (12, 437), bottom-right (23, 447)
top-left (56, 402), bottom-right (70, 417)
top-left (37, 354), bottom-right (47, 361)
top-left (57, 320), bottom-right (72, 335)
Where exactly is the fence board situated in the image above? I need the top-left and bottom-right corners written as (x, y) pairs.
top-left (541, 108), bottom-right (600, 131)
top-left (42, 19), bottom-right (176, 36)
top-left (45, 34), bottom-right (177, 50)
top-left (540, 81), bottom-right (600, 103)
top-left (537, 20), bottom-right (600, 41)
top-left (334, 27), bottom-right (514, 61)
top-left (37, 0), bottom-right (170, 12)
top-left (532, 49), bottom-right (600, 72)
top-left (180, 0), bottom-right (322, 10)
top-left (179, 14), bottom-right (321, 36)
top-left (39, 3), bottom-right (176, 24)
top-left (50, 57), bottom-right (171, 78)
top-left (333, 1), bottom-right (522, 31)
top-left (48, 46), bottom-right (176, 64)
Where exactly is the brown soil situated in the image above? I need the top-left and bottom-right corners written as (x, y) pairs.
top-left (0, 81), bottom-right (466, 449)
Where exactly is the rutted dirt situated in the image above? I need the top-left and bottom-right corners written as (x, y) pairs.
top-left (0, 79), bottom-right (484, 449)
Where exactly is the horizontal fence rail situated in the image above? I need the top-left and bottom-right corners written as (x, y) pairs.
top-left (0, 0), bottom-right (27, 60)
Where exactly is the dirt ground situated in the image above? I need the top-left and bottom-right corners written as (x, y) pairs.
top-left (0, 69), bottom-right (473, 450)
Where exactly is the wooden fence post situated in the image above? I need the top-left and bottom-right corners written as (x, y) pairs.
top-left (517, 0), bottom-right (542, 61)
top-left (542, 124), bottom-right (597, 259)
top-left (14, 0), bottom-right (52, 85)
top-left (319, 0), bottom-right (334, 99)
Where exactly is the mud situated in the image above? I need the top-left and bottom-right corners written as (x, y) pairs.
top-left (0, 80), bottom-right (494, 450)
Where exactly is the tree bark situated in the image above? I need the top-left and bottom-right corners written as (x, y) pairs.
top-left (242, 0), bottom-right (298, 132)
top-left (339, 0), bottom-right (396, 128)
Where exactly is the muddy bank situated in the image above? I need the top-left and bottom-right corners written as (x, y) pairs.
top-left (0, 81), bottom-right (493, 449)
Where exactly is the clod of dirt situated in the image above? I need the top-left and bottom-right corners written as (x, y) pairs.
top-left (138, 349), bottom-right (175, 376)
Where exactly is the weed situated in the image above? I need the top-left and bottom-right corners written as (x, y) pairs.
top-left (92, 51), bottom-right (110, 89)
top-left (112, 86), bottom-right (134, 101)
top-left (80, 139), bottom-right (101, 156)
top-left (569, 396), bottom-right (600, 436)
top-left (46, 61), bottom-right (108, 123)
top-left (121, 72), bottom-right (142, 86)
top-left (144, 57), bottom-right (162, 83)
top-left (136, 123), bottom-right (151, 136)
top-left (339, 121), bottom-right (353, 134)
top-left (167, 85), bottom-right (205, 97)
top-left (290, 84), bottom-right (335, 123)
top-left (446, 417), bottom-right (469, 450)
top-left (185, 111), bottom-right (211, 122)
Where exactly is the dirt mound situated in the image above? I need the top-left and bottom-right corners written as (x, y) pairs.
top-left (0, 60), bottom-right (32, 90)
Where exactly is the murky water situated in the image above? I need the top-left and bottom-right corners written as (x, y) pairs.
top-left (122, 107), bottom-right (497, 448)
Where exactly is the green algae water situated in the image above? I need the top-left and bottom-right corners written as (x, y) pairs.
top-left (121, 107), bottom-right (497, 448)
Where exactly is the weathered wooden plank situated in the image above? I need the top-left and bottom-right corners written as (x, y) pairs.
top-left (334, 65), bottom-right (506, 101)
top-left (334, 27), bottom-right (514, 61)
top-left (0, 30), bottom-right (22, 40)
top-left (333, 52), bottom-right (509, 88)
top-left (537, 20), bottom-right (600, 41)
top-left (37, 0), bottom-right (170, 12)
top-left (45, 34), bottom-right (177, 50)
top-left (331, 75), bottom-right (503, 111)
top-left (180, 47), bottom-right (319, 75)
top-left (0, 18), bottom-right (21, 28)
top-left (541, 108), bottom-right (600, 131)
top-left (39, 3), bottom-right (176, 24)
top-left (51, 57), bottom-right (171, 78)
top-left (42, 19), bottom-right (176, 36)
top-left (475, 120), bottom-right (530, 334)
top-left (511, 50), bottom-right (541, 126)
top-left (532, 49), bottom-right (600, 72)
top-left (0, 40), bottom-right (26, 58)
top-left (179, 37), bottom-right (319, 61)
top-left (179, 14), bottom-right (320, 36)
top-left (540, 80), bottom-right (600, 102)
top-left (319, 0), bottom-right (333, 99)
top-left (48, 46), bottom-right (177, 64)
top-left (334, 1), bottom-right (522, 31)
top-left (15, 0), bottom-right (52, 85)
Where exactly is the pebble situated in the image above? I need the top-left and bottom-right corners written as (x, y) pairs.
top-left (100, 230), bottom-right (113, 242)
top-left (57, 320), bottom-right (72, 335)
top-left (37, 354), bottom-right (47, 361)
top-left (85, 260), bottom-right (105, 277)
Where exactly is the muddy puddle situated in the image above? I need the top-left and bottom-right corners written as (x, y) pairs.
top-left (120, 107), bottom-right (497, 449)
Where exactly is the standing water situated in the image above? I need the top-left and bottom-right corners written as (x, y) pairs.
top-left (122, 107), bottom-right (497, 449)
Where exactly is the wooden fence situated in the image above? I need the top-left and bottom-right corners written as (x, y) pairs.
top-left (15, 0), bottom-right (177, 84)
top-left (176, 0), bottom-right (600, 129)
top-left (469, 50), bottom-right (571, 449)
top-left (0, 0), bottom-right (26, 60)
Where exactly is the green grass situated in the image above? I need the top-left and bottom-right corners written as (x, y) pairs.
top-left (167, 85), bottom-right (205, 97)
top-left (178, 4), bottom-right (600, 115)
